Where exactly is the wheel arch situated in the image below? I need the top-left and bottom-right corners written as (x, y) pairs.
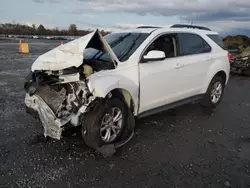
top-left (108, 88), bottom-right (135, 114)
top-left (88, 75), bottom-right (139, 115)
top-left (214, 71), bottom-right (227, 85)
top-left (202, 70), bottom-right (228, 93)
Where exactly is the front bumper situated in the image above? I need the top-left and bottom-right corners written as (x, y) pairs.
top-left (26, 106), bottom-right (39, 119)
top-left (25, 93), bottom-right (68, 140)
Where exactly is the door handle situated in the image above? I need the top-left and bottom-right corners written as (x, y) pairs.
top-left (175, 63), bottom-right (184, 69)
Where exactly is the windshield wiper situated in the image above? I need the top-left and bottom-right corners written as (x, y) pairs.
top-left (119, 33), bottom-right (142, 61)
top-left (109, 33), bottom-right (131, 47)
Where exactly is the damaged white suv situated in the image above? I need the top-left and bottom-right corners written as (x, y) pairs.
top-left (24, 24), bottom-right (230, 150)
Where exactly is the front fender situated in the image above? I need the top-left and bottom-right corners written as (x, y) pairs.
top-left (87, 74), bottom-right (139, 113)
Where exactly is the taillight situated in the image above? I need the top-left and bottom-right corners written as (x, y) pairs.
top-left (227, 53), bottom-right (231, 62)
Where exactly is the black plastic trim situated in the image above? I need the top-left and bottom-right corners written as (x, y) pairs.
top-left (170, 24), bottom-right (211, 31)
top-left (137, 94), bottom-right (204, 118)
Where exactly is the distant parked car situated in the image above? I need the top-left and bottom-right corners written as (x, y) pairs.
top-left (46, 36), bottom-right (53, 40)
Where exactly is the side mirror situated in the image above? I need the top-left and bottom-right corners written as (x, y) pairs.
top-left (143, 50), bottom-right (165, 62)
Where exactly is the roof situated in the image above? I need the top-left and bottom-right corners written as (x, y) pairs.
top-left (156, 28), bottom-right (218, 35)
top-left (111, 24), bottom-right (218, 35)
top-left (111, 28), bottom-right (157, 34)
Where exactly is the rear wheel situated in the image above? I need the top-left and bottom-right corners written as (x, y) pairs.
top-left (200, 76), bottom-right (225, 109)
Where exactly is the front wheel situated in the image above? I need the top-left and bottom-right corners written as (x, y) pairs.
top-left (200, 76), bottom-right (225, 109)
top-left (81, 98), bottom-right (127, 149)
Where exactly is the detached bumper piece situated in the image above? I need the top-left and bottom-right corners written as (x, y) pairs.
top-left (25, 94), bottom-right (67, 140)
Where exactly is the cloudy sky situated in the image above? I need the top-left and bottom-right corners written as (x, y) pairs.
top-left (1, 0), bottom-right (250, 35)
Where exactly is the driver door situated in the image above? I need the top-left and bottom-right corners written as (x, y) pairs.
top-left (138, 34), bottom-right (186, 114)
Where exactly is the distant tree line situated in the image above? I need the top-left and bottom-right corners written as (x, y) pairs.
top-left (0, 23), bottom-right (110, 36)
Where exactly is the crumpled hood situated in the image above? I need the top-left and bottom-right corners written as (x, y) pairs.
top-left (31, 29), bottom-right (118, 72)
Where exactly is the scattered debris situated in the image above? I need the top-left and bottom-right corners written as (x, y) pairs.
top-left (96, 144), bottom-right (116, 158)
top-left (208, 140), bottom-right (214, 144)
top-left (224, 180), bottom-right (231, 187)
top-left (230, 55), bottom-right (250, 76)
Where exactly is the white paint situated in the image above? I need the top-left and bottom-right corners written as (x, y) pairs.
top-left (59, 73), bottom-right (81, 84)
top-left (87, 65), bottom-right (139, 114)
top-left (143, 50), bottom-right (165, 60)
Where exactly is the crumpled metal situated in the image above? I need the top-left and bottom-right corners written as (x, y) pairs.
top-left (25, 94), bottom-right (68, 140)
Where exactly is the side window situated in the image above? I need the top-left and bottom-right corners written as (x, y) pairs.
top-left (177, 33), bottom-right (211, 56)
top-left (207, 34), bottom-right (226, 50)
top-left (203, 40), bottom-right (211, 52)
top-left (145, 34), bottom-right (177, 58)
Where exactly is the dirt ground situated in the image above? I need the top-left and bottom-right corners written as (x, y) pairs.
top-left (0, 39), bottom-right (250, 188)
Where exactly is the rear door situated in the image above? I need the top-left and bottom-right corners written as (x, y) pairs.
top-left (174, 33), bottom-right (213, 96)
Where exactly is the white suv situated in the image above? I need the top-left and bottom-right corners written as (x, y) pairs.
top-left (24, 24), bottom-right (230, 150)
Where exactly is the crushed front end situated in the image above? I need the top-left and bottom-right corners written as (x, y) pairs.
top-left (24, 69), bottom-right (94, 140)
top-left (23, 29), bottom-right (119, 140)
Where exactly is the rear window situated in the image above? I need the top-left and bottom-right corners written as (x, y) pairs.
top-left (207, 34), bottom-right (226, 49)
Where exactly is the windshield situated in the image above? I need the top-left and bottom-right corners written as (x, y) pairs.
top-left (83, 32), bottom-right (150, 62)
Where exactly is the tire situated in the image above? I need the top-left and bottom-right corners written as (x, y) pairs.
top-left (200, 76), bottom-right (225, 109)
top-left (81, 98), bottom-right (128, 149)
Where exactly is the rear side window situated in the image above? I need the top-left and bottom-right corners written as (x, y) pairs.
top-left (207, 34), bottom-right (226, 49)
top-left (177, 33), bottom-right (211, 56)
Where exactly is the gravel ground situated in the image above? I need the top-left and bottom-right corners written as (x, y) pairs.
top-left (0, 39), bottom-right (250, 188)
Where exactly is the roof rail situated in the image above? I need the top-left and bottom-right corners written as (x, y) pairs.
top-left (170, 24), bottom-right (211, 31)
top-left (136, 26), bottom-right (162, 29)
